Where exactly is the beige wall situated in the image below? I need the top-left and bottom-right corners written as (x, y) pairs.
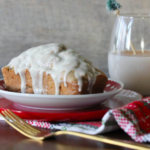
top-left (0, 0), bottom-right (150, 77)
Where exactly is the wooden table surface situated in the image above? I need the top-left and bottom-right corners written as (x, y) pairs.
top-left (0, 121), bottom-right (150, 150)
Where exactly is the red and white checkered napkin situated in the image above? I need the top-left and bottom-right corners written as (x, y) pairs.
top-left (25, 97), bottom-right (150, 143)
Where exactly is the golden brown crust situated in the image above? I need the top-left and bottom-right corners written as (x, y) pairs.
top-left (2, 66), bottom-right (108, 95)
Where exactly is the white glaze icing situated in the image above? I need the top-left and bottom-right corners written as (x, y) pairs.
top-left (7, 43), bottom-right (100, 95)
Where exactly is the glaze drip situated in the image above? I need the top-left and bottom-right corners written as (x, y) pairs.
top-left (8, 43), bottom-right (100, 95)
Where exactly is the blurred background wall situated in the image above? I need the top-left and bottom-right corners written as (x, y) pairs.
top-left (0, 0), bottom-right (150, 78)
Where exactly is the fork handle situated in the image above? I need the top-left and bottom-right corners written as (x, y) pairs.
top-left (54, 131), bottom-right (150, 150)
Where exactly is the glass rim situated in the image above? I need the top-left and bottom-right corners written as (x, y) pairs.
top-left (119, 13), bottom-right (150, 18)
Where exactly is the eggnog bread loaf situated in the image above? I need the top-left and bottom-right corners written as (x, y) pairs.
top-left (2, 43), bottom-right (108, 95)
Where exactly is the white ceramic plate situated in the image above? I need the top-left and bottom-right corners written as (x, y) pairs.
top-left (0, 78), bottom-right (124, 110)
top-left (104, 89), bottom-right (143, 109)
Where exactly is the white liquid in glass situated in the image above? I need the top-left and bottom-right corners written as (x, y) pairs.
top-left (108, 52), bottom-right (150, 96)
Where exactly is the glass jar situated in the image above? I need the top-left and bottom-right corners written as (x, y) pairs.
top-left (108, 14), bottom-right (150, 96)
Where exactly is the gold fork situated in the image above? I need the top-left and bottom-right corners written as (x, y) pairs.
top-left (1, 109), bottom-right (150, 150)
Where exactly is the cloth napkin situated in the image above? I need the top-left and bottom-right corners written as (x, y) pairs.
top-left (24, 97), bottom-right (150, 143)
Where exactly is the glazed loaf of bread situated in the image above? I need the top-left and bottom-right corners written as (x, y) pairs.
top-left (2, 43), bottom-right (108, 95)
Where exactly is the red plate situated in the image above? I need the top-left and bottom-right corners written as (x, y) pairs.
top-left (0, 98), bottom-right (109, 122)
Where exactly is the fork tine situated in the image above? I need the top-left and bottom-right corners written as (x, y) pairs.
top-left (2, 110), bottom-right (39, 135)
top-left (7, 109), bottom-right (40, 133)
top-left (0, 113), bottom-right (44, 140)
top-left (0, 113), bottom-right (32, 135)
top-left (2, 111), bottom-right (36, 135)
top-left (7, 109), bottom-right (40, 132)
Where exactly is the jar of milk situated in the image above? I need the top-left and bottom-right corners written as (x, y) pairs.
top-left (108, 14), bottom-right (150, 96)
